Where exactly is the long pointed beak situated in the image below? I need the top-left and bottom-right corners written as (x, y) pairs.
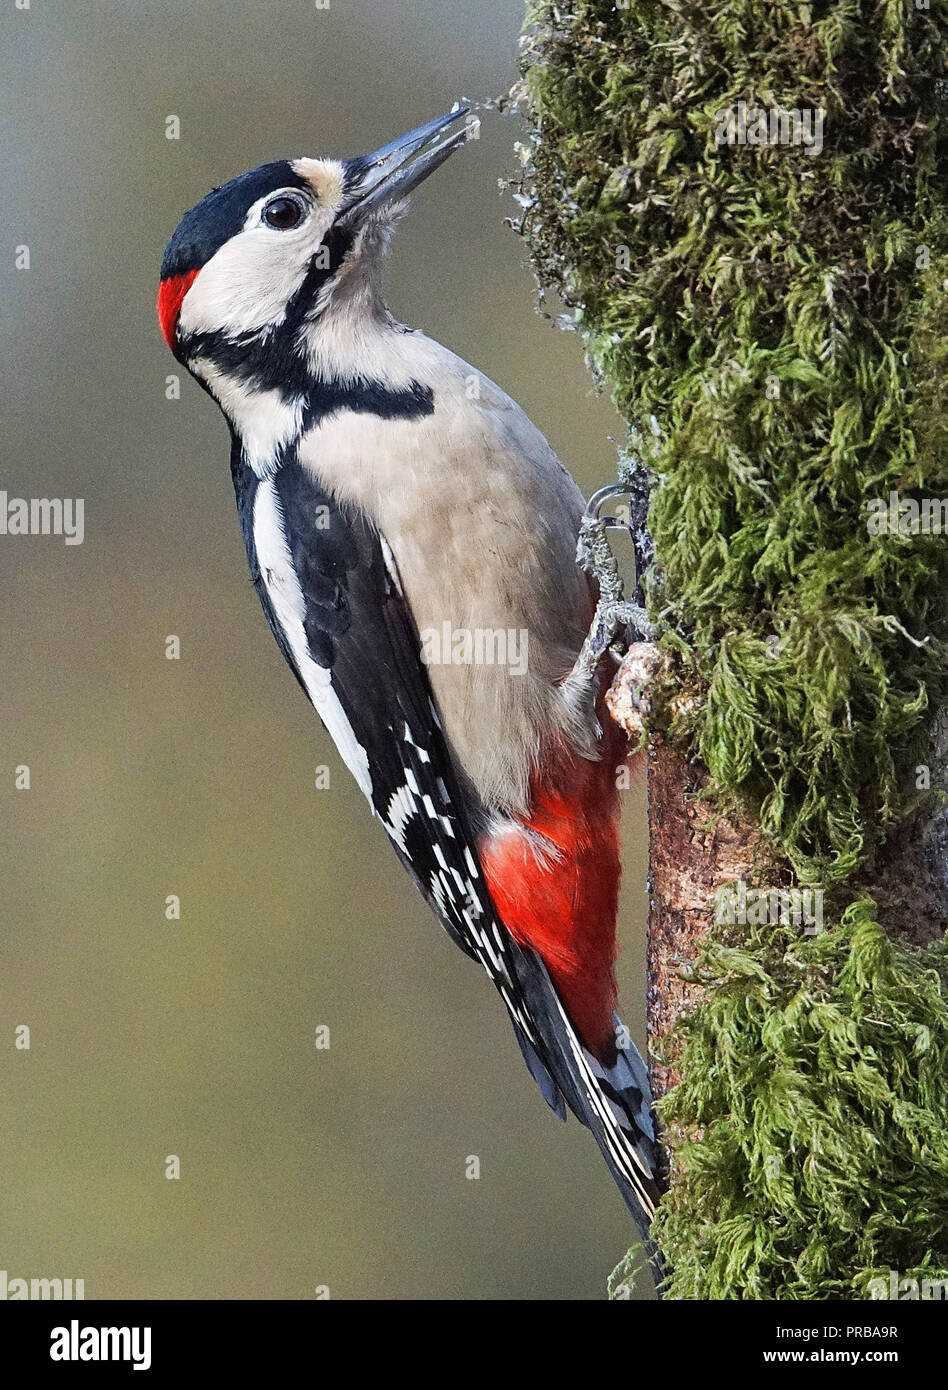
top-left (338, 105), bottom-right (470, 228)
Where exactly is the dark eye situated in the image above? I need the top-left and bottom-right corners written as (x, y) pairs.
top-left (262, 194), bottom-right (306, 230)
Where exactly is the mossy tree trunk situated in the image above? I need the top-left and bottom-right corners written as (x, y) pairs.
top-left (515, 0), bottom-right (948, 1298)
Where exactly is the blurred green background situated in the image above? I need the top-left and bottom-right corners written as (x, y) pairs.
top-left (1, 0), bottom-right (649, 1299)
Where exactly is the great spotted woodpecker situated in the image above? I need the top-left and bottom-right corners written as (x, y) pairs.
top-left (157, 107), bottom-right (662, 1254)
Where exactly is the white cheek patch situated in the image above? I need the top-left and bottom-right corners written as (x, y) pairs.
top-left (252, 477), bottom-right (374, 801)
top-left (178, 195), bottom-right (337, 339)
top-left (178, 227), bottom-right (310, 337)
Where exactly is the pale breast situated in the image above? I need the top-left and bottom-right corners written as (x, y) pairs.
top-left (295, 334), bottom-right (596, 815)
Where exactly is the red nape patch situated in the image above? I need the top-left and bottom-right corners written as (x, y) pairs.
top-left (157, 269), bottom-right (199, 350)
top-left (479, 720), bottom-right (625, 1059)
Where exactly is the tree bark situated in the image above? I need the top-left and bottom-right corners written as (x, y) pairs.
top-left (606, 648), bottom-right (765, 1102)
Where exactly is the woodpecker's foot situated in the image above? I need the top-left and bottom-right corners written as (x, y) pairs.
top-left (604, 599), bottom-right (655, 647)
top-left (569, 483), bottom-right (655, 707)
top-left (567, 599), bottom-right (655, 691)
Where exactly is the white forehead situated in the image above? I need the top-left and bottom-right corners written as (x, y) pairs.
top-left (291, 157), bottom-right (347, 208)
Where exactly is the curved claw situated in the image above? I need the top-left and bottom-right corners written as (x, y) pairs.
top-left (581, 483), bottom-right (642, 594)
top-left (583, 483), bottom-right (629, 527)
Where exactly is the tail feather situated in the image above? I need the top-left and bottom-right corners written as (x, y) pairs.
top-left (512, 1021), bottom-right (567, 1121)
top-left (504, 936), bottom-right (663, 1264)
top-left (589, 1018), bottom-right (657, 1146)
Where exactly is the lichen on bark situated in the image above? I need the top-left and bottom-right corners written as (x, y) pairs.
top-left (514, 0), bottom-right (948, 1298)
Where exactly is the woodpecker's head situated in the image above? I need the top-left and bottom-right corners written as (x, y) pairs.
top-left (157, 106), bottom-right (469, 375)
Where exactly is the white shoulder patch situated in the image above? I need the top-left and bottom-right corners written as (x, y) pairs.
top-left (252, 477), bottom-right (374, 800)
top-left (195, 361), bottom-right (306, 479)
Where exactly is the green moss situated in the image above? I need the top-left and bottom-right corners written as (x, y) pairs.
top-left (515, 0), bottom-right (948, 1296)
top-left (655, 903), bottom-right (948, 1298)
top-left (517, 0), bottom-right (948, 879)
